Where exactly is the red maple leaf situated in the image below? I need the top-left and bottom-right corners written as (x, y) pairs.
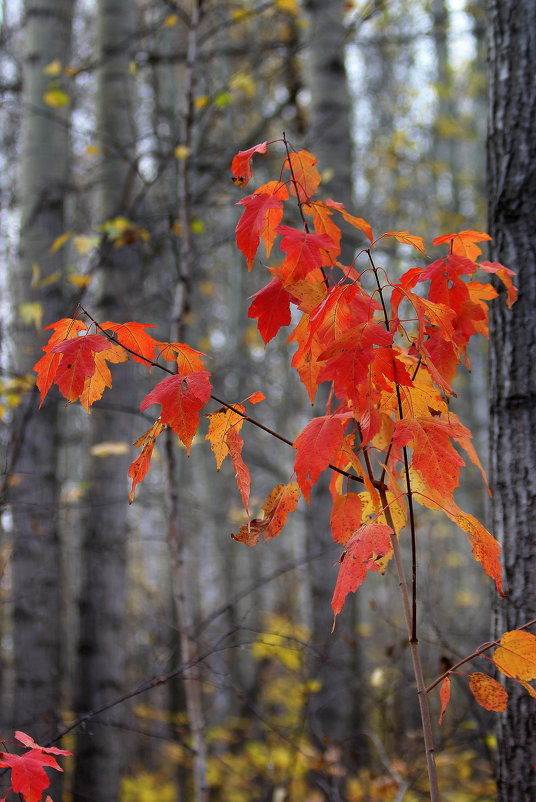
top-left (50, 334), bottom-right (111, 403)
top-left (0, 748), bottom-right (67, 802)
top-left (283, 149), bottom-right (321, 202)
top-left (294, 413), bottom-right (350, 501)
top-left (140, 371), bottom-right (212, 454)
top-left (273, 226), bottom-right (334, 285)
top-left (231, 141), bottom-right (268, 186)
top-left (100, 321), bottom-right (158, 369)
top-left (331, 524), bottom-right (394, 621)
top-left (248, 277), bottom-right (292, 344)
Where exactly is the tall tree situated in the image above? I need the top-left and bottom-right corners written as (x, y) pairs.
top-left (8, 0), bottom-right (74, 756)
top-left (73, 1), bottom-right (144, 799)
top-left (487, 1), bottom-right (536, 799)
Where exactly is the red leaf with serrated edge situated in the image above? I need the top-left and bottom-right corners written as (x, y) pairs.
top-left (303, 201), bottom-right (342, 260)
top-left (155, 342), bottom-right (206, 374)
top-left (309, 284), bottom-right (381, 348)
top-left (231, 141), bottom-right (268, 186)
top-left (14, 732), bottom-right (71, 756)
top-left (381, 230), bottom-right (426, 254)
top-left (468, 672), bottom-right (508, 712)
top-left (34, 318), bottom-right (88, 405)
top-left (330, 492), bottom-right (363, 545)
top-left (294, 414), bottom-right (350, 501)
top-left (79, 343), bottom-right (128, 412)
top-left (51, 334), bottom-right (111, 403)
top-left (288, 313), bottom-right (325, 403)
top-left (0, 750), bottom-right (64, 802)
top-left (128, 419), bottom-right (167, 502)
top-left (479, 261), bottom-right (518, 309)
top-left (433, 229), bottom-right (491, 262)
top-left (331, 524), bottom-right (393, 621)
top-left (438, 676), bottom-right (451, 725)
top-left (100, 321), bottom-right (158, 369)
top-left (273, 226), bottom-right (335, 286)
top-left (325, 198), bottom-right (374, 243)
top-left (236, 191), bottom-right (284, 269)
top-left (140, 371), bottom-right (212, 454)
top-left (225, 426), bottom-right (250, 516)
top-left (231, 482), bottom-right (300, 546)
top-left (283, 149), bottom-right (321, 202)
top-left (392, 416), bottom-right (467, 503)
top-left (248, 278), bottom-right (292, 344)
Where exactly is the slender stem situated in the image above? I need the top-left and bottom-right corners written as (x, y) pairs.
top-left (380, 489), bottom-right (440, 802)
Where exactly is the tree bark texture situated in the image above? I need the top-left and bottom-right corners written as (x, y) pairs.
top-left (9, 0), bottom-right (74, 761)
top-left (487, 2), bottom-right (536, 799)
top-left (73, 1), bottom-right (144, 799)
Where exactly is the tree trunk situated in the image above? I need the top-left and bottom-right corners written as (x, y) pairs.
top-left (303, 0), bottom-right (367, 782)
top-left (8, 0), bottom-right (74, 768)
top-left (73, 1), bottom-right (143, 799)
top-left (487, 1), bottom-right (536, 799)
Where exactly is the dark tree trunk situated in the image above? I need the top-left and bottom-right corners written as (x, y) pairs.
top-left (487, 2), bottom-right (536, 799)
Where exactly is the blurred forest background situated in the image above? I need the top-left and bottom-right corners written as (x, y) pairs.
top-left (0, 1), bottom-right (513, 800)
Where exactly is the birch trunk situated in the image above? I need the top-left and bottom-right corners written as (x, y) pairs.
top-left (9, 0), bottom-right (74, 766)
top-left (73, 1), bottom-right (143, 799)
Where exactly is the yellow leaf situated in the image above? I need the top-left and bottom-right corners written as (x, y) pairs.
top-left (163, 13), bottom-right (178, 27)
top-left (129, 60), bottom-right (137, 76)
top-left (73, 235), bottom-right (99, 254)
top-left (276, 0), bottom-right (298, 13)
top-left (85, 144), bottom-right (101, 156)
top-left (174, 145), bottom-right (191, 160)
top-left (199, 281), bottom-right (214, 296)
top-left (43, 59), bottom-right (62, 76)
top-left (50, 230), bottom-right (72, 253)
top-left (68, 274), bottom-right (92, 288)
top-left (90, 441), bottom-right (130, 457)
top-left (229, 72), bottom-right (256, 99)
top-left (37, 271), bottom-right (60, 288)
top-left (43, 88), bottom-right (70, 107)
top-left (19, 302), bottom-right (43, 330)
top-left (493, 630), bottom-right (536, 681)
top-left (190, 219), bottom-right (204, 235)
top-left (194, 95), bottom-right (209, 109)
top-left (31, 262), bottom-right (41, 287)
top-left (469, 672), bottom-right (508, 712)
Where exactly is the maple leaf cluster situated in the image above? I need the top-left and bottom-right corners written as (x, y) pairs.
top-left (35, 138), bottom-right (533, 715)
top-left (0, 731), bottom-right (71, 802)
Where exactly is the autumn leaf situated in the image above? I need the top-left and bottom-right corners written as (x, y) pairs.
top-left (79, 343), bottom-right (128, 412)
top-left (433, 229), bottom-right (491, 262)
top-left (492, 630), bottom-right (536, 681)
top-left (331, 524), bottom-right (394, 621)
top-left (283, 149), bottom-right (321, 202)
top-left (231, 141), bottom-right (269, 186)
top-left (140, 371), bottom-right (212, 454)
top-left (324, 198), bottom-right (374, 243)
top-left (50, 334), bottom-right (111, 403)
top-left (155, 342), bottom-right (206, 375)
top-left (248, 278), bottom-right (292, 344)
top-left (14, 732), bottom-right (71, 756)
top-left (468, 672), bottom-right (508, 712)
top-left (0, 747), bottom-right (67, 802)
top-left (479, 260), bottom-right (518, 309)
top-left (34, 318), bottom-right (88, 405)
top-left (225, 427), bottom-right (250, 515)
top-left (100, 321), bottom-right (158, 369)
top-left (232, 482), bottom-right (300, 546)
top-left (128, 419), bottom-right (167, 502)
top-left (381, 230), bottom-right (426, 254)
top-left (294, 413), bottom-right (350, 501)
top-left (236, 191), bottom-right (284, 269)
top-left (438, 676), bottom-right (451, 725)
top-left (330, 492), bottom-right (363, 545)
top-left (205, 404), bottom-right (246, 469)
top-left (274, 226), bottom-right (335, 286)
